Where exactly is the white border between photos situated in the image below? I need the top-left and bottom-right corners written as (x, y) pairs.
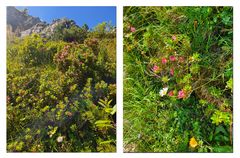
top-left (0, 0), bottom-right (239, 158)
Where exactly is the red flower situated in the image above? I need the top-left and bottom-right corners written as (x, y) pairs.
top-left (172, 35), bottom-right (177, 41)
top-left (170, 68), bottom-right (174, 76)
top-left (152, 65), bottom-right (160, 72)
top-left (178, 90), bottom-right (185, 99)
top-left (169, 56), bottom-right (176, 62)
top-left (168, 91), bottom-right (174, 97)
top-left (162, 58), bottom-right (167, 64)
top-left (130, 26), bottom-right (136, 33)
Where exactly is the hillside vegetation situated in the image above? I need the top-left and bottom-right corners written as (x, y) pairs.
top-left (7, 18), bottom-right (116, 152)
top-left (123, 7), bottom-right (233, 152)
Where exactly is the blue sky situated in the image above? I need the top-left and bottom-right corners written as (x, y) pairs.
top-left (16, 6), bottom-right (116, 29)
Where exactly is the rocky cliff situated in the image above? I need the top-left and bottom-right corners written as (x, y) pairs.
top-left (7, 7), bottom-right (80, 38)
top-left (7, 6), bottom-right (41, 32)
top-left (21, 18), bottom-right (77, 38)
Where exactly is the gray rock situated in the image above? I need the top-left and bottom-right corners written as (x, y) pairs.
top-left (41, 18), bottom-right (77, 37)
top-left (21, 22), bottom-right (48, 37)
top-left (20, 18), bottom-right (79, 38)
top-left (7, 6), bottom-right (41, 32)
top-left (7, 7), bottom-right (81, 38)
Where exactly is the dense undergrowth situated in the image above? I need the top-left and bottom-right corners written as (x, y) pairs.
top-left (123, 7), bottom-right (233, 152)
top-left (7, 22), bottom-right (116, 152)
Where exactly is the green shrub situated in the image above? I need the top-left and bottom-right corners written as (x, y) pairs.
top-left (52, 21), bottom-right (88, 43)
top-left (7, 22), bottom-right (116, 152)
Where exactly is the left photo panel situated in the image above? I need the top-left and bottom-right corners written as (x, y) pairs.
top-left (7, 6), bottom-right (116, 152)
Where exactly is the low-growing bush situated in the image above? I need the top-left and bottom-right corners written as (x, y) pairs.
top-left (7, 22), bottom-right (116, 152)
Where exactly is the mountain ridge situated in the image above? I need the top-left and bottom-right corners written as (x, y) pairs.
top-left (7, 6), bottom-right (41, 32)
top-left (7, 7), bottom-right (81, 38)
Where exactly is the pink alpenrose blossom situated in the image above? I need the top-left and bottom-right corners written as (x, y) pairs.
top-left (162, 58), bottom-right (167, 64)
top-left (168, 90), bottom-right (174, 97)
top-left (130, 26), bottom-right (136, 33)
top-left (169, 56), bottom-right (176, 62)
top-left (152, 65), bottom-right (160, 72)
top-left (178, 90), bottom-right (185, 99)
top-left (172, 35), bottom-right (177, 41)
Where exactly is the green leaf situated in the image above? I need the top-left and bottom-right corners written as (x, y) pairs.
top-left (190, 64), bottom-right (200, 74)
top-left (226, 78), bottom-right (233, 92)
top-left (95, 120), bottom-right (111, 125)
top-left (98, 100), bottom-right (106, 107)
top-left (161, 76), bottom-right (169, 83)
top-left (215, 125), bottom-right (228, 136)
top-left (105, 108), bottom-right (113, 113)
top-left (213, 146), bottom-right (232, 152)
top-left (110, 105), bottom-right (116, 115)
top-left (100, 140), bottom-right (113, 145)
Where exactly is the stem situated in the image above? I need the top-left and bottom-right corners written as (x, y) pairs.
top-left (192, 73), bottom-right (223, 91)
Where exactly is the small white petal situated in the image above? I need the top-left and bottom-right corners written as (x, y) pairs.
top-left (159, 90), bottom-right (164, 97)
top-left (163, 87), bottom-right (168, 91)
top-left (138, 134), bottom-right (141, 139)
top-left (57, 136), bottom-right (64, 143)
top-left (159, 87), bottom-right (168, 97)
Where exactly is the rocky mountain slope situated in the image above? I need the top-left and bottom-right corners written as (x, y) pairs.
top-left (7, 7), bottom-right (41, 32)
top-left (20, 18), bottom-right (78, 38)
top-left (7, 7), bottom-right (80, 38)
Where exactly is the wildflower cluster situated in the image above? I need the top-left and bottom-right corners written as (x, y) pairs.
top-left (124, 6), bottom-right (232, 152)
top-left (145, 34), bottom-right (194, 100)
top-left (54, 45), bottom-right (70, 62)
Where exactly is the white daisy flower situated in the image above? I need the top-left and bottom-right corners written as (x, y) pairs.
top-left (159, 87), bottom-right (168, 97)
top-left (57, 136), bottom-right (64, 143)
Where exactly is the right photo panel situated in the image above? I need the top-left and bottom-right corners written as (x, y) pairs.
top-left (123, 6), bottom-right (233, 153)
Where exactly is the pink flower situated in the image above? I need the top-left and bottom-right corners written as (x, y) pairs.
top-left (130, 26), bottom-right (136, 33)
top-left (169, 56), bottom-right (176, 62)
top-left (152, 65), bottom-right (160, 72)
top-left (162, 58), bottom-right (167, 64)
top-left (178, 90), bottom-right (185, 99)
top-left (172, 35), bottom-right (177, 41)
top-left (168, 91), bottom-right (174, 97)
top-left (170, 68), bottom-right (174, 76)
top-left (179, 56), bottom-right (184, 63)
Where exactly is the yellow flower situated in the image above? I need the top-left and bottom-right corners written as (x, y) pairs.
top-left (189, 137), bottom-right (198, 148)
